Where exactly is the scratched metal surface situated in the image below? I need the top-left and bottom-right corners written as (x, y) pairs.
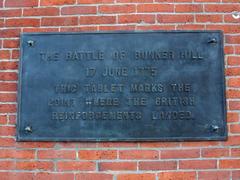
top-left (17, 31), bottom-right (226, 141)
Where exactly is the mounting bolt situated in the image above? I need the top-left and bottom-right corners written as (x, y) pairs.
top-left (211, 125), bottom-right (219, 132)
top-left (27, 40), bottom-right (34, 47)
top-left (232, 11), bottom-right (240, 19)
top-left (208, 38), bottom-right (217, 44)
top-left (24, 126), bottom-right (32, 133)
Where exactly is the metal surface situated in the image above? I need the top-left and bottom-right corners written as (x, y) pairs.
top-left (17, 31), bottom-right (227, 141)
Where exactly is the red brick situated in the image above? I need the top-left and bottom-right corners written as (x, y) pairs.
top-left (229, 101), bottom-right (240, 110)
top-left (99, 25), bottom-right (135, 31)
top-left (3, 40), bottom-right (19, 48)
top-left (119, 150), bottom-right (158, 159)
top-left (137, 4), bottom-right (173, 12)
top-left (139, 161), bottom-right (177, 170)
top-left (0, 172), bottom-right (34, 180)
top-left (227, 89), bottom-right (240, 98)
top-left (227, 112), bottom-right (239, 122)
top-left (0, 9), bottom-right (22, 17)
top-left (35, 172), bottom-right (74, 180)
top-left (80, 16), bottom-right (116, 24)
top-left (99, 162), bottom-right (137, 171)
top-left (78, 0), bottom-right (113, 4)
top-left (137, 25), bottom-right (175, 30)
top-left (223, 136), bottom-right (240, 146)
top-left (220, 159), bottom-right (240, 169)
top-left (161, 149), bottom-right (200, 159)
top-left (8, 115), bottom-right (16, 125)
top-left (175, 4), bottom-right (203, 12)
top-left (76, 173), bottom-right (113, 180)
top-left (79, 150), bottom-right (117, 160)
top-left (196, 14), bottom-right (223, 23)
top-left (77, 142), bottom-right (97, 148)
top-left (233, 171), bottom-right (240, 180)
top-left (228, 77), bottom-right (239, 89)
top-left (5, 18), bottom-right (40, 27)
top-left (5, 0), bottom-right (38, 7)
top-left (206, 25), bottom-right (240, 33)
top-left (158, 14), bottom-right (194, 23)
top-left (182, 141), bottom-right (220, 147)
top-left (0, 137), bottom-right (15, 147)
top-left (119, 14), bottom-right (155, 24)
top-left (227, 56), bottom-right (240, 66)
top-left (16, 161), bottom-right (54, 171)
top-left (177, 24), bottom-right (205, 30)
top-left (0, 19), bottom-right (3, 27)
top-left (0, 126), bottom-right (15, 136)
top-left (61, 26), bottom-right (98, 32)
top-left (226, 68), bottom-right (240, 76)
top-left (175, 0), bottom-right (194, 1)
top-left (62, 6), bottom-right (97, 15)
top-left (24, 7), bottom-right (59, 16)
top-left (205, 4), bottom-right (239, 13)
top-left (231, 148), bottom-right (240, 157)
top-left (0, 62), bottom-right (18, 70)
top-left (236, 46), bottom-right (240, 54)
top-left (0, 50), bottom-right (11, 59)
top-left (118, 0), bottom-right (152, 3)
top-left (117, 174), bottom-right (155, 180)
top-left (100, 5), bottom-right (136, 14)
top-left (0, 21), bottom-right (5, 28)
top-left (230, 124), bottom-right (240, 133)
top-left (226, 35), bottom-right (240, 44)
top-left (222, 0), bottom-right (240, 2)
top-left (158, 172), bottom-right (196, 180)
top-left (0, 20), bottom-right (4, 28)
top-left (140, 142), bottom-right (180, 148)
top-left (0, 72), bottom-right (17, 81)
top-left (179, 160), bottom-right (217, 169)
top-left (12, 50), bottom-right (20, 59)
top-left (0, 161), bottom-right (15, 170)
top-left (98, 142), bottom-right (138, 148)
top-left (0, 104), bottom-right (16, 113)
top-left (57, 161), bottom-right (95, 171)
top-left (23, 27), bottom-right (59, 33)
top-left (0, 149), bottom-right (35, 159)
top-left (202, 148), bottom-right (229, 158)
top-left (41, 0), bottom-right (75, 5)
top-left (16, 142), bottom-right (55, 148)
top-left (42, 17), bottom-right (78, 26)
top-left (195, 0), bottom-right (219, 1)
top-left (0, 29), bottom-right (20, 38)
top-left (198, 171), bottom-right (230, 180)
top-left (225, 45), bottom-right (235, 54)
top-left (38, 150), bottom-right (76, 160)
top-left (55, 142), bottom-right (77, 148)
top-left (0, 115), bottom-right (7, 124)
top-left (0, 50), bottom-right (9, 59)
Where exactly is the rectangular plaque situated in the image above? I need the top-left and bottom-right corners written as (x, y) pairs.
top-left (17, 31), bottom-right (227, 141)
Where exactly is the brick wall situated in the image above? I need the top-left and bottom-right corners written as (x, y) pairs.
top-left (0, 0), bottom-right (240, 179)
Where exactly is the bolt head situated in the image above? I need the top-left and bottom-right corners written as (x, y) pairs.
top-left (208, 38), bottom-right (217, 44)
top-left (27, 40), bottom-right (34, 47)
top-left (24, 126), bottom-right (32, 133)
top-left (211, 125), bottom-right (219, 132)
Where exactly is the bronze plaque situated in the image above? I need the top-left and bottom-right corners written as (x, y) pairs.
top-left (17, 31), bottom-right (227, 141)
